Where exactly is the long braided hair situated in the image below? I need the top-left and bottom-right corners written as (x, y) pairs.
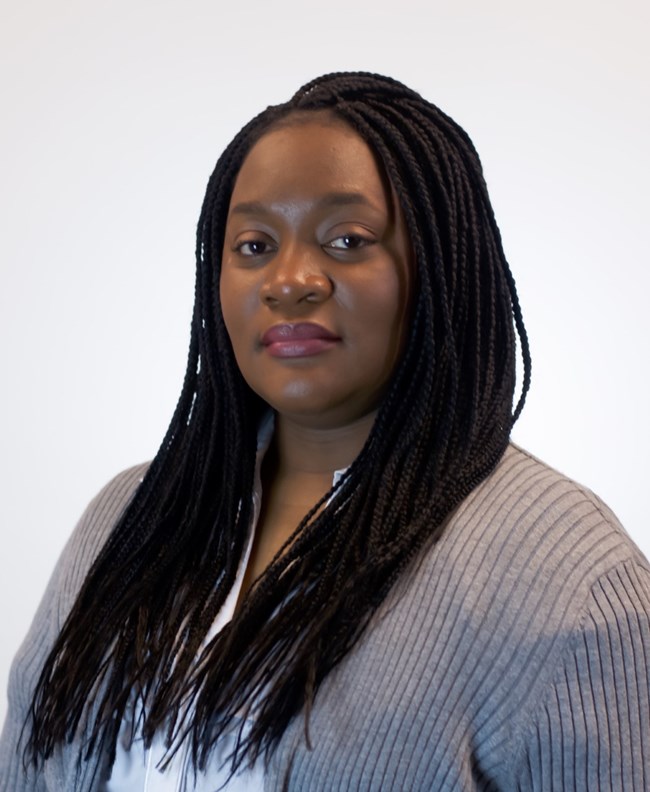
top-left (28, 72), bottom-right (531, 774)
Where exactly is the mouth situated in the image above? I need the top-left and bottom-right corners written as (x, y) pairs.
top-left (261, 322), bottom-right (341, 358)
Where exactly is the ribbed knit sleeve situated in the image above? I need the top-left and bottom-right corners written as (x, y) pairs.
top-left (0, 463), bottom-right (148, 792)
top-left (515, 560), bottom-right (650, 791)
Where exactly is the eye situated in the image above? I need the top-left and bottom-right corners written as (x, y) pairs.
top-left (324, 234), bottom-right (374, 251)
top-left (233, 239), bottom-right (275, 257)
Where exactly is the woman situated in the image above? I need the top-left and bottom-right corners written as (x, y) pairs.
top-left (1, 72), bottom-right (648, 790)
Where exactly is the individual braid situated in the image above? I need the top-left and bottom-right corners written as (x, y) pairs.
top-left (27, 72), bottom-right (531, 777)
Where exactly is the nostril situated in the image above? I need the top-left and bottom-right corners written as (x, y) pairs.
top-left (260, 271), bottom-right (332, 307)
top-left (305, 291), bottom-right (324, 303)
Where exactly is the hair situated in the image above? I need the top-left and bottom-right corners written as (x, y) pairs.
top-left (27, 72), bottom-right (530, 778)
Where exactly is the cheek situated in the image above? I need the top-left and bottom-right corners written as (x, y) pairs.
top-left (219, 273), bottom-right (256, 347)
top-left (365, 274), bottom-right (410, 375)
top-left (345, 271), bottom-right (407, 340)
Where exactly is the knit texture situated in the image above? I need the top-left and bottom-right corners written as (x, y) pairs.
top-left (1, 446), bottom-right (649, 790)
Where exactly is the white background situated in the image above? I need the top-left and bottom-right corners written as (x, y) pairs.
top-left (1, 0), bottom-right (648, 726)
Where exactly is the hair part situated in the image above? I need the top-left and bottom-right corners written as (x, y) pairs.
top-left (27, 71), bottom-right (531, 778)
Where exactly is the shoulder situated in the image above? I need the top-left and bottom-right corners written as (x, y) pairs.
top-left (55, 462), bottom-right (151, 619)
top-left (427, 443), bottom-right (649, 656)
top-left (449, 442), bottom-right (647, 587)
top-left (12, 461), bottom-right (150, 664)
top-left (0, 462), bottom-right (149, 791)
top-left (379, 442), bottom-right (648, 645)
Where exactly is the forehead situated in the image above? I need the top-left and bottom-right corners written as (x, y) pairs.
top-left (229, 117), bottom-right (391, 208)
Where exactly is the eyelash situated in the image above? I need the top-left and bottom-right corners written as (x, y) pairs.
top-left (233, 234), bottom-right (374, 257)
top-left (234, 240), bottom-right (274, 257)
top-left (324, 234), bottom-right (374, 251)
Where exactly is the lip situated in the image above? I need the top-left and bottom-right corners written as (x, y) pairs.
top-left (261, 322), bottom-right (341, 358)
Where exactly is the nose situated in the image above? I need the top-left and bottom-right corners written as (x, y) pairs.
top-left (260, 246), bottom-right (333, 309)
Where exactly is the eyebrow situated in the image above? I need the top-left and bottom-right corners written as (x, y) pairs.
top-left (229, 191), bottom-right (377, 216)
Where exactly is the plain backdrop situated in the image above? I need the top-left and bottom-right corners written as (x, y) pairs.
top-left (1, 0), bottom-right (648, 726)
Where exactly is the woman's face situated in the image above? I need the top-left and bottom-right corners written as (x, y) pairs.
top-left (220, 113), bottom-right (412, 430)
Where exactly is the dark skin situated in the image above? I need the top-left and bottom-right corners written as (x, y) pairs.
top-left (220, 113), bottom-right (411, 597)
top-left (241, 413), bottom-right (378, 593)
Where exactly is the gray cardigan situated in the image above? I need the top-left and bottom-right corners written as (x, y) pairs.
top-left (2, 445), bottom-right (649, 790)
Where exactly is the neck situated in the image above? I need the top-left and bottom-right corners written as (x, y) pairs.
top-left (273, 411), bottom-right (376, 476)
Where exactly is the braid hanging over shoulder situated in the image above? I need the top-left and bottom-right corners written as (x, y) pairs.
top-left (27, 71), bottom-right (531, 775)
